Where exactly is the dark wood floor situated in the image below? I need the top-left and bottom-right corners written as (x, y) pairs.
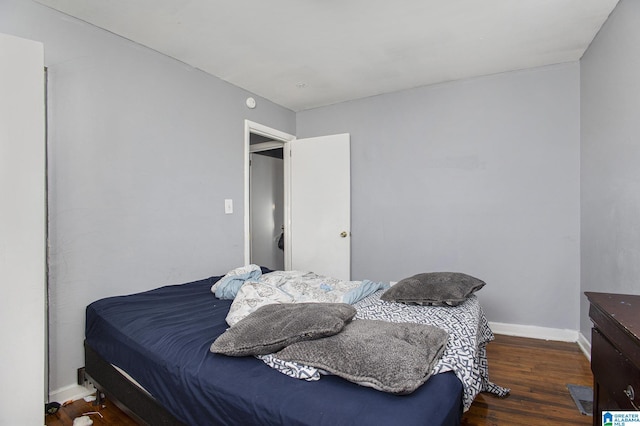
top-left (46, 334), bottom-right (593, 426)
top-left (462, 334), bottom-right (593, 425)
top-left (45, 397), bottom-right (136, 426)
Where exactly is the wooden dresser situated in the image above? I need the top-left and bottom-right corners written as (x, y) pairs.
top-left (586, 292), bottom-right (640, 425)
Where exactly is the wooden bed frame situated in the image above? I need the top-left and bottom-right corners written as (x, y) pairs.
top-left (85, 341), bottom-right (185, 426)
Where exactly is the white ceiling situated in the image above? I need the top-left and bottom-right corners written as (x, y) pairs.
top-left (34, 0), bottom-right (618, 112)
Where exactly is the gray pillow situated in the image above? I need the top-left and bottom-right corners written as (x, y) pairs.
top-left (276, 319), bottom-right (449, 394)
top-left (381, 272), bottom-right (485, 306)
top-left (210, 302), bottom-right (356, 356)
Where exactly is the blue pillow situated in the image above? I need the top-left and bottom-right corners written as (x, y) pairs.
top-left (211, 265), bottom-right (262, 299)
top-left (342, 280), bottom-right (390, 304)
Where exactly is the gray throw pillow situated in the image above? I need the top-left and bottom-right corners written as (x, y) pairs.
top-left (210, 302), bottom-right (356, 356)
top-left (380, 272), bottom-right (485, 306)
top-left (276, 319), bottom-right (449, 394)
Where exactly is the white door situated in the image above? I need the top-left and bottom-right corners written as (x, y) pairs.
top-left (289, 134), bottom-right (350, 280)
top-left (0, 33), bottom-right (46, 425)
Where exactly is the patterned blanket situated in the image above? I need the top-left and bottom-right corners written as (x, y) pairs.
top-left (260, 290), bottom-right (509, 410)
top-left (225, 270), bottom-right (388, 326)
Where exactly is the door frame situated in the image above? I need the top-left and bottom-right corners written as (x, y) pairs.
top-left (244, 120), bottom-right (295, 269)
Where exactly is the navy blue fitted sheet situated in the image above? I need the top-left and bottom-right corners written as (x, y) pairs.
top-left (85, 275), bottom-right (463, 426)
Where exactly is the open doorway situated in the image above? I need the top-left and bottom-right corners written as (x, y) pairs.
top-left (244, 121), bottom-right (351, 279)
top-left (249, 135), bottom-right (284, 270)
top-left (244, 120), bottom-right (295, 270)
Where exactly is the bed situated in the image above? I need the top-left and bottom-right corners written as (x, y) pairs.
top-left (84, 267), bottom-right (507, 426)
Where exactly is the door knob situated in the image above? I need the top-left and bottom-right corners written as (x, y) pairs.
top-left (340, 231), bottom-right (348, 238)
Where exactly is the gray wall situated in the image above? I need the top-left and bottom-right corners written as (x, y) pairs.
top-left (0, 0), bottom-right (295, 394)
top-left (580, 0), bottom-right (640, 338)
top-left (298, 63), bottom-right (581, 329)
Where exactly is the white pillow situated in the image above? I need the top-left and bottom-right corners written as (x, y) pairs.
top-left (225, 281), bottom-right (294, 326)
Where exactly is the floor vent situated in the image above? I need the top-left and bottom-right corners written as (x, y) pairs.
top-left (567, 384), bottom-right (593, 416)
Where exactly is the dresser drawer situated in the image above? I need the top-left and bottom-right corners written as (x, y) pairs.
top-left (592, 329), bottom-right (640, 411)
top-left (590, 303), bottom-right (640, 368)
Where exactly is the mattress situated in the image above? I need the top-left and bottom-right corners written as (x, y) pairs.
top-left (85, 275), bottom-right (464, 425)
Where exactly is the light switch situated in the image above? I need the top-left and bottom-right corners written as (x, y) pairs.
top-left (224, 199), bottom-right (233, 214)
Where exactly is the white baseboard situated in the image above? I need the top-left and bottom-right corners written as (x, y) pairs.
top-left (49, 383), bottom-right (94, 404)
top-left (489, 322), bottom-right (593, 362)
top-left (489, 321), bottom-right (579, 343)
top-left (576, 331), bottom-right (591, 361)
